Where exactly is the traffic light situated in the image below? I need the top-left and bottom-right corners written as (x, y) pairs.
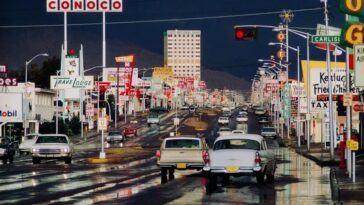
top-left (234, 27), bottom-right (257, 40)
top-left (336, 95), bottom-right (346, 116)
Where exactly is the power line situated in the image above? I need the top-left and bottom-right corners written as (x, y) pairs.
top-left (0, 7), bottom-right (323, 29)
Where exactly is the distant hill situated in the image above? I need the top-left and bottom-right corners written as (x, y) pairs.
top-left (0, 28), bottom-right (250, 91)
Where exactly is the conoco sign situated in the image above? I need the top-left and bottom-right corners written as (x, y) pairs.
top-left (47, 0), bottom-right (123, 12)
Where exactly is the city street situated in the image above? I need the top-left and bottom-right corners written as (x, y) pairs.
top-left (0, 111), bottom-right (332, 204)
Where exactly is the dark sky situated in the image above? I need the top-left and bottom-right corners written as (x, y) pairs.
top-left (0, 0), bottom-right (350, 81)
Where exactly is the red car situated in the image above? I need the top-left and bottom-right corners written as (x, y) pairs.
top-left (122, 127), bottom-right (137, 138)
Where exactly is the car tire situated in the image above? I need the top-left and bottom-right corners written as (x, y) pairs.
top-left (206, 174), bottom-right (217, 195)
top-left (168, 168), bottom-right (175, 181)
top-left (9, 155), bottom-right (14, 164)
top-left (64, 157), bottom-right (72, 164)
top-left (148, 124), bottom-right (151, 127)
top-left (19, 151), bottom-right (24, 155)
top-left (256, 173), bottom-right (265, 184)
top-left (2, 157), bottom-right (7, 164)
top-left (266, 174), bottom-right (275, 183)
top-left (161, 168), bottom-right (168, 184)
top-left (221, 175), bottom-right (230, 187)
top-left (32, 157), bottom-right (40, 164)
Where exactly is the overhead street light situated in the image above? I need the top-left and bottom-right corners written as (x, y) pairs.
top-left (25, 53), bottom-right (49, 83)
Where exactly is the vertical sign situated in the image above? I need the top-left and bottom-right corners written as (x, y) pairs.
top-left (354, 44), bottom-right (364, 87)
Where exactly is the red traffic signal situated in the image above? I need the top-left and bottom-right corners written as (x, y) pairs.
top-left (234, 27), bottom-right (257, 40)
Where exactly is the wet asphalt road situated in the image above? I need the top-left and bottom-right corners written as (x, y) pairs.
top-left (0, 110), bottom-right (332, 204)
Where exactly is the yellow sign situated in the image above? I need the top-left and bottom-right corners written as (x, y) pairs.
top-left (98, 117), bottom-right (107, 131)
top-left (152, 67), bottom-right (175, 85)
top-left (350, 140), bottom-right (359, 151)
top-left (343, 92), bottom-right (353, 107)
top-left (115, 55), bottom-right (134, 63)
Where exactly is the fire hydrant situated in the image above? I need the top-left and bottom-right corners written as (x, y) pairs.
top-left (339, 135), bottom-right (347, 170)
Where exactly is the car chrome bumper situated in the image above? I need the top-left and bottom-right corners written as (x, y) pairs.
top-left (32, 153), bottom-right (71, 158)
top-left (157, 162), bottom-right (205, 169)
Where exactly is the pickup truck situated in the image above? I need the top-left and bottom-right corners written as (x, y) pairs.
top-left (156, 136), bottom-right (209, 182)
top-left (147, 113), bottom-right (160, 127)
top-left (203, 133), bottom-right (276, 194)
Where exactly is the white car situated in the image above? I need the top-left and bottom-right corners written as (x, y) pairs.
top-left (261, 127), bottom-right (278, 139)
top-left (19, 133), bottom-right (39, 155)
top-left (218, 116), bottom-right (230, 125)
top-left (31, 134), bottom-right (73, 164)
top-left (217, 127), bottom-right (232, 136)
top-left (236, 114), bottom-right (248, 123)
top-left (238, 111), bottom-right (248, 115)
top-left (204, 134), bottom-right (276, 193)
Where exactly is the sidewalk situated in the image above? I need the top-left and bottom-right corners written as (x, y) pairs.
top-left (288, 137), bottom-right (364, 204)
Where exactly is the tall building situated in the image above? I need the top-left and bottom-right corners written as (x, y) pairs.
top-left (164, 30), bottom-right (201, 80)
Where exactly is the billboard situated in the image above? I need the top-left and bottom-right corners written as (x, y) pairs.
top-left (0, 93), bottom-right (23, 122)
top-left (102, 67), bottom-right (138, 87)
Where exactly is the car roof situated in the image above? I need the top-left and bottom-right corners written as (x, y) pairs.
top-left (164, 135), bottom-right (201, 140)
top-left (39, 134), bottom-right (68, 137)
top-left (215, 134), bottom-right (263, 142)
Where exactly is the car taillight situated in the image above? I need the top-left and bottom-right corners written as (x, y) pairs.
top-left (156, 150), bottom-right (161, 160)
top-left (255, 152), bottom-right (261, 166)
top-left (203, 150), bottom-right (209, 163)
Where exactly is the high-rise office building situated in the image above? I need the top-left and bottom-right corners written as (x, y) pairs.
top-left (164, 30), bottom-right (201, 80)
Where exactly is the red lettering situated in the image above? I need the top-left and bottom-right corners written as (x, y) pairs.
top-left (74, 0), bottom-right (83, 10)
top-left (112, 1), bottom-right (122, 10)
top-left (87, 1), bottom-right (96, 9)
top-left (48, 0), bottom-right (57, 10)
top-left (100, 0), bottom-right (108, 10)
top-left (61, 1), bottom-right (71, 10)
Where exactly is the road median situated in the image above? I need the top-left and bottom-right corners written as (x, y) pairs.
top-left (87, 146), bottom-right (154, 164)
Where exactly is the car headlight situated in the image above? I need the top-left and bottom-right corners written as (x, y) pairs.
top-left (0, 148), bottom-right (5, 154)
top-left (62, 148), bottom-right (69, 153)
top-left (32, 148), bottom-right (39, 153)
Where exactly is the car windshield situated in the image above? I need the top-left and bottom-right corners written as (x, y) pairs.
top-left (36, 136), bottom-right (68, 144)
top-left (148, 113), bottom-right (159, 118)
top-left (213, 139), bottom-right (260, 150)
top-left (165, 139), bottom-right (200, 149)
top-left (109, 131), bottom-right (122, 136)
top-left (263, 128), bottom-right (276, 132)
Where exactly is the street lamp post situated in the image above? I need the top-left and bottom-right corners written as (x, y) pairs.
top-left (139, 68), bottom-right (153, 113)
top-left (24, 53), bottom-right (48, 137)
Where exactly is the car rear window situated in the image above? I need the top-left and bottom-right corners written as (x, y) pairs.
top-left (165, 139), bottom-right (200, 149)
top-left (262, 128), bottom-right (276, 132)
top-left (36, 136), bottom-right (68, 144)
top-left (213, 139), bottom-right (260, 150)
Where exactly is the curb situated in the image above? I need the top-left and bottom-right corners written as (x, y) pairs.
top-left (295, 149), bottom-right (340, 167)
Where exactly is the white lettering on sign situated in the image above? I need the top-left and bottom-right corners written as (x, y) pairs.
top-left (46, 0), bottom-right (122, 12)
top-left (0, 78), bottom-right (17, 86)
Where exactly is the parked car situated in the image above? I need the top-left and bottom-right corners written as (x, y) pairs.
top-left (254, 107), bottom-right (266, 115)
top-left (156, 136), bottom-right (209, 182)
top-left (236, 114), bottom-right (248, 123)
top-left (261, 127), bottom-right (278, 139)
top-left (31, 134), bottom-right (73, 164)
top-left (147, 113), bottom-right (160, 127)
top-left (19, 133), bottom-right (39, 155)
top-left (189, 106), bottom-right (196, 113)
top-left (218, 116), bottom-right (230, 125)
top-left (123, 127), bottom-right (137, 138)
top-left (0, 137), bottom-right (17, 164)
top-left (180, 105), bottom-right (190, 110)
top-left (150, 106), bottom-right (168, 113)
top-left (217, 127), bottom-right (232, 136)
top-left (106, 130), bottom-right (125, 143)
top-left (203, 134), bottom-right (276, 193)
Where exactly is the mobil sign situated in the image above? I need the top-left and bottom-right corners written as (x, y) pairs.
top-left (0, 93), bottom-right (23, 122)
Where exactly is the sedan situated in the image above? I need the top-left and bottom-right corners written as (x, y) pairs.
top-left (31, 134), bottom-right (72, 164)
top-left (236, 114), bottom-right (248, 123)
top-left (258, 116), bottom-right (270, 124)
top-left (123, 127), bottom-right (137, 138)
top-left (218, 116), bottom-right (230, 125)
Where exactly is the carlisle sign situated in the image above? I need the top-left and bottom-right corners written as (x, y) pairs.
top-left (47, 0), bottom-right (123, 12)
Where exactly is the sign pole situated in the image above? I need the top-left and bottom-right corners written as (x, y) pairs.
top-left (323, 0), bottom-right (335, 160)
top-left (306, 33), bottom-right (311, 151)
top-left (297, 46), bottom-right (301, 147)
top-left (346, 14), bottom-right (353, 178)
